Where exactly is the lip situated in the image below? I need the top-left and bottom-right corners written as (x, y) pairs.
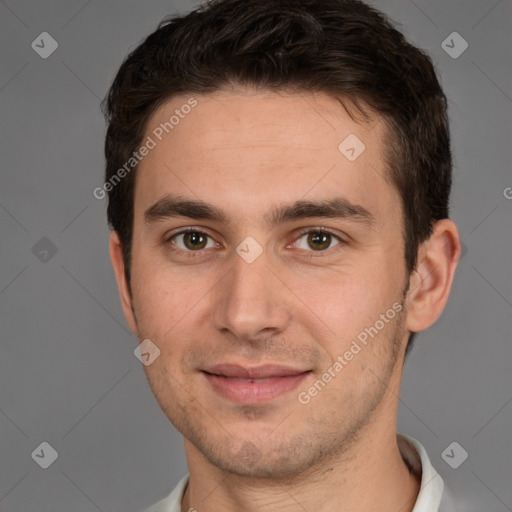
top-left (204, 363), bottom-right (309, 379)
top-left (202, 364), bottom-right (311, 404)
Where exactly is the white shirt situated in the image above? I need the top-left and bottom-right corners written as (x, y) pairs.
top-left (143, 434), bottom-right (456, 512)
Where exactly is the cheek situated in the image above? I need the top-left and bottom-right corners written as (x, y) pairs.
top-left (130, 261), bottom-right (197, 336)
top-left (296, 271), bottom-right (386, 323)
top-left (300, 268), bottom-right (404, 358)
top-left (129, 254), bottom-right (223, 366)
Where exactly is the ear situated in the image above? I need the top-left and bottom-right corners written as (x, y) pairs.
top-left (109, 231), bottom-right (139, 337)
top-left (405, 219), bottom-right (461, 333)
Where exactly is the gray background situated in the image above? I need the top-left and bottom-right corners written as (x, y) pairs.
top-left (0, 1), bottom-right (511, 511)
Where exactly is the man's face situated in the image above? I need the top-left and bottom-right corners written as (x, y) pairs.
top-left (126, 88), bottom-right (411, 477)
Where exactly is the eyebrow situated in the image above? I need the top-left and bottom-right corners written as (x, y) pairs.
top-left (143, 194), bottom-right (375, 228)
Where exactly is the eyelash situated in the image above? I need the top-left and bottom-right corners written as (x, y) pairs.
top-left (165, 226), bottom-right (345, 259)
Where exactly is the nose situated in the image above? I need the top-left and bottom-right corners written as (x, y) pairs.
top-left (211, 247), bottom-right (292, 344)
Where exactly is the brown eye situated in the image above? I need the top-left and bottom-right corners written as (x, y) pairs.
top-left (307, 231), bottom-right (332, 251)
top-left (169, 230), bottom-right (215, 251)
top-left (294, 229), bottom-right (342, 252)
top-left (183, 232), bottom-right (208, 250)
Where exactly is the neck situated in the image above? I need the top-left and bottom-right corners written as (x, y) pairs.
top-left (181, 424), bottom-right (420, 512)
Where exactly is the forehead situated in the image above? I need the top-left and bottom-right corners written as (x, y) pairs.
top-left (134, 88), bottom-right (399, 225)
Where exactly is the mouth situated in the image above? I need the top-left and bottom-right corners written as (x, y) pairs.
top-left (202, 364), bottom-right (312, 404)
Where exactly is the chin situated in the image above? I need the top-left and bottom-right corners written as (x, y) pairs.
top-left (190, 428), bottom-right (337, 480)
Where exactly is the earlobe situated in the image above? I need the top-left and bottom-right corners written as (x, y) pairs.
top-left (109, 231), bottom-right (139, 336)
top-left (405, 219), bottom-right (461, 334)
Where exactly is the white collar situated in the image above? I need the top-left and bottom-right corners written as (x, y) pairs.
top-left (397, 434), bottom-right (449, 511)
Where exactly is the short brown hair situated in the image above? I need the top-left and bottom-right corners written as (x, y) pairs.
top-left (102, 0), bottom-right (452, 352)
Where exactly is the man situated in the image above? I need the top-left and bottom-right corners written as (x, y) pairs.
top-left (103, 0), bottom-right (461, 510)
